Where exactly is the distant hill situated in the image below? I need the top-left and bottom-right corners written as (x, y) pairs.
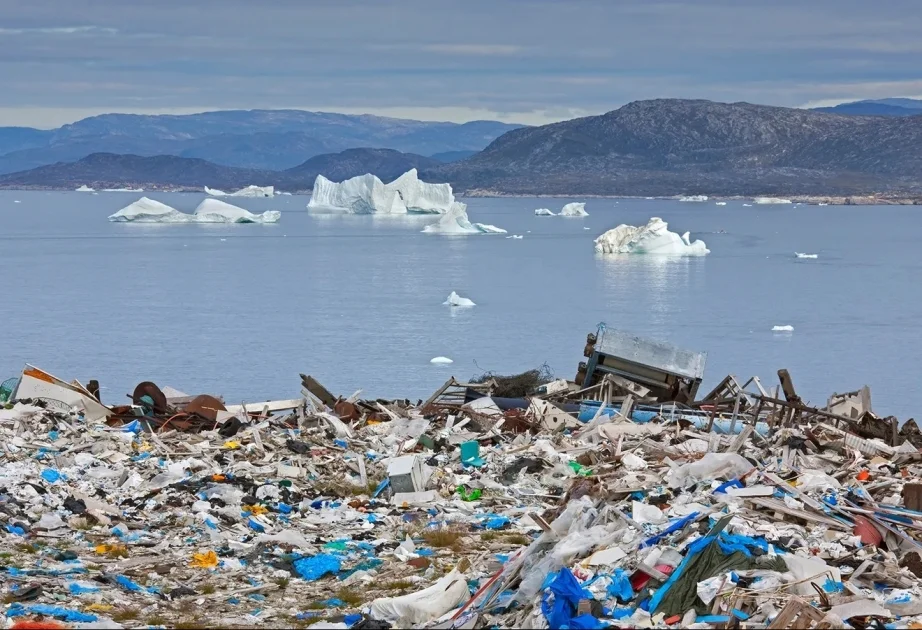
top-left (284, 148), bottom-right (440, 183)
top-left (812, 98), bottom-right (922, 117)
top-left (0, 110), bottom-right (523, 174)
top-left (0, 147), bottom-right (446, 191)
top-left (429, 150), bottom-right (478, 163)
top-left (435, 99), bottom-right (922, 196)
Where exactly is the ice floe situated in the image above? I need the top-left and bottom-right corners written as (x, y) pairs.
top-left (421, 202), bottom-right (506, 235)
top-left (795, 252), bottom-right (818, 259)
top-left (715, 201), bottom-right (727, 206)
top-left (108, 197), bottom-right (280, 224)
top-left (102, 187), bottom-right (144, 192)
top-left (430, 356), bottom-right (453, 364)
top-left (679, 195), bottom-right (708, 202)
top-left (559, 202), bottom-right (589, 217)
top-left (534, 208), bottom-right (555, 216)
top-left (107, 197), bottom-right (191, 223)
top-left (594, 217), bottom-right (709, 256)
top-left (506, 234), bottom-right (524, 239)
top-left (75, 185), bottom-right (95, 192)
top-left (192, 198), bottom-right (280, 223)
top-left (206, 185), bottom-right (275, 198)
top-left (772, 325), bottom-right (794, 332)
top-left (443, 291), bottom-right (476, 307)
top-left (753, 197), bottom-right (792, 204)
top-left (308, 169), bottom-right (455, 215)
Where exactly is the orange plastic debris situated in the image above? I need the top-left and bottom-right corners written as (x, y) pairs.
top-left (190, 550), bottom-right (219, 569)
top-left (11, 622), bottom-right (66, 630)
top-left (857, 470), bottom-right (870, 481)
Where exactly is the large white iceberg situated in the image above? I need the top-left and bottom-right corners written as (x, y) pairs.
top-left (534, 208), bottom-right (555, 216)
top-left (108, 197), bottom-right (280, 224)
top-left (308, 174), bottom-right (407, 214)
top-left (753, 197), bottom-right (792, 205)
top-left (107, 197), bottom-right (191, 223)
top-left (422, 202), bottom-right (506, 235)
top-left (308, 169), bottom-right (456, 215)
top-left (192, 198), bottom-right (280, 223)
top-left (384, 169), bottom-right (454, 214)
top-left (76, 185), bottom-right (95, 192)
top-left (559, 202), bottom-right (589, 217)
top-left (594, 217), bottom-right (709, 256)
top-left (205, 185), bottom-right (275, 198)
top-left (679, 195), bottom-right (708, 202)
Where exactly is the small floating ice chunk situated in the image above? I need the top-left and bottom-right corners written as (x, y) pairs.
top-left (559, 202), bottom-right (589, 217)
top-left (75, 185), bottom-right (95, 192)
top-left (13, 200), bottom-right (21, 203)
top-left (594, 217), bottom-right (709, 256)
top-left (430, 356), bottom-right (453, 364)
top-left (772, 325), bottom-right (794, 332)
top-left (205, 186), bottom-right (227, 197)
top-left (795, 252), bottom-right (818, 259)
top-left (443, 291), bottom-right (475, 307)
top-left (715, 201), bottom-right (727, 206)
top-left (102, 187), bottom-right (144, 192)
top-left (534, 208), bottom-right (555, 216)
top-left (742, 203), bottom-right (753, 207)
top-left (506, 234), bottom-right (524, 239)
top-left (679, 195), bottom-right (708, 202)
top-left (753, 197), bottom-right (792, 205)
top-left (422, 202), bottom-right (506, 234)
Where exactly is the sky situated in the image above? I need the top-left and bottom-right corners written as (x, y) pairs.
top-left (2, 0), bottom-right (922, 128)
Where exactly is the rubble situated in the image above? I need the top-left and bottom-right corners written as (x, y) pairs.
top-left (1, 323), bottom-right (921, 629)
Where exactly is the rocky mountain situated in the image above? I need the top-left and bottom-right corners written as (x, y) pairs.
top-left (284, 148), bottom-right (441, 183)
top-left (0, 110), bottom-right (523, 174)
top-left (813, 98), bottom-right (922, 117)
top-left (436, 99), bottom-right (922, 196)
top-left (0, 147), bottom-right (443, 191)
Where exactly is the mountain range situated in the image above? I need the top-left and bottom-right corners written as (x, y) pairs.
top-left (3, 99), bottom-right (922, 198)
top-left (0, 110), bottom-right (522, 174)
top-left (811, 98), bottom-right (922, 117)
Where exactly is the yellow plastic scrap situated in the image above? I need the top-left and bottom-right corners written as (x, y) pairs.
top-left (95, 543), bottom-right (127, 555)
top-left (222, 441), bottom-right (241, 450)
top-left (86, 603), bottom-right (113, 612)
top-left (190, 550), bottom-right (219, 569)
top-left (243, 504), bottom-right (268, 516)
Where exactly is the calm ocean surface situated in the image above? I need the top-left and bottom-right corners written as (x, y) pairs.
top-left (1, 190), bottom-right (919, 419)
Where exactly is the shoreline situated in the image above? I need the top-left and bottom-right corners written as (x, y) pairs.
top-left (2, 185), bottom-right (920, 205)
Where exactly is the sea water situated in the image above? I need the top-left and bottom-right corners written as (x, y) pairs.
top-left (1, 191), bottom-right (919, 418)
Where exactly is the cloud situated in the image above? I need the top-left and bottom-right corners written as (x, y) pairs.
top-left (1, 0), bottom-right (922, 127)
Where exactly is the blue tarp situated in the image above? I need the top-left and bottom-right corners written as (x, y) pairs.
top-left (294, 554), bottom-right (342, 581)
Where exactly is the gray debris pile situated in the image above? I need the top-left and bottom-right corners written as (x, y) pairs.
top-left (1, 325), bottom-right (921, 629)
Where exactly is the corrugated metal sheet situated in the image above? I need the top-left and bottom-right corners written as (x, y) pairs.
top-left (595, 328), bottom-right (707, 380)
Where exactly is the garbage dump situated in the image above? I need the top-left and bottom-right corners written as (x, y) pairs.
top-left (2, 324), bottom-right (922, 628)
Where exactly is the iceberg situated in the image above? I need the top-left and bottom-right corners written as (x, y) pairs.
top-left (506, 234), bottom-right (524, 239)
top-left (753, 197), bottom-right (792, 204)
top-left (443, 291), bottom-right (476, 307)
top-left (308, 174), bottom-right (407, 214)
top-left (384, 168), bottom-right (454, 214)
top-left (102, 187), bottom-right (144, 192)
top-left (107, 197), bottom-right (191, 223)
top-left (421, 202), bottom-right (506, 235)
top-left (715, 201), bottom-right (727, 206)
top-left (307, 169), bottom-right (456, 215)
top-left (534, 208), bottom-right (555, 216)
top-left (594, 217), bottom-right (709, 256)
top-left (559, 202), bottom-right (589, 217)
top-left (192, 198), bottom-right (280, 223)
top-left (679, 195), bottom-right (708, 202)
top-left (76, 185), bottom-right (95, 192)
top-left (206, 185), bottom-right (275, 198)
top-left (430, 356), bottom-right (453, 364)
top-left (772, 325), bottom-right (794, 332)
top-left (108, 197), bottom-right (280, 224)
top-left (795, 252), bottom-right (818, 259)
